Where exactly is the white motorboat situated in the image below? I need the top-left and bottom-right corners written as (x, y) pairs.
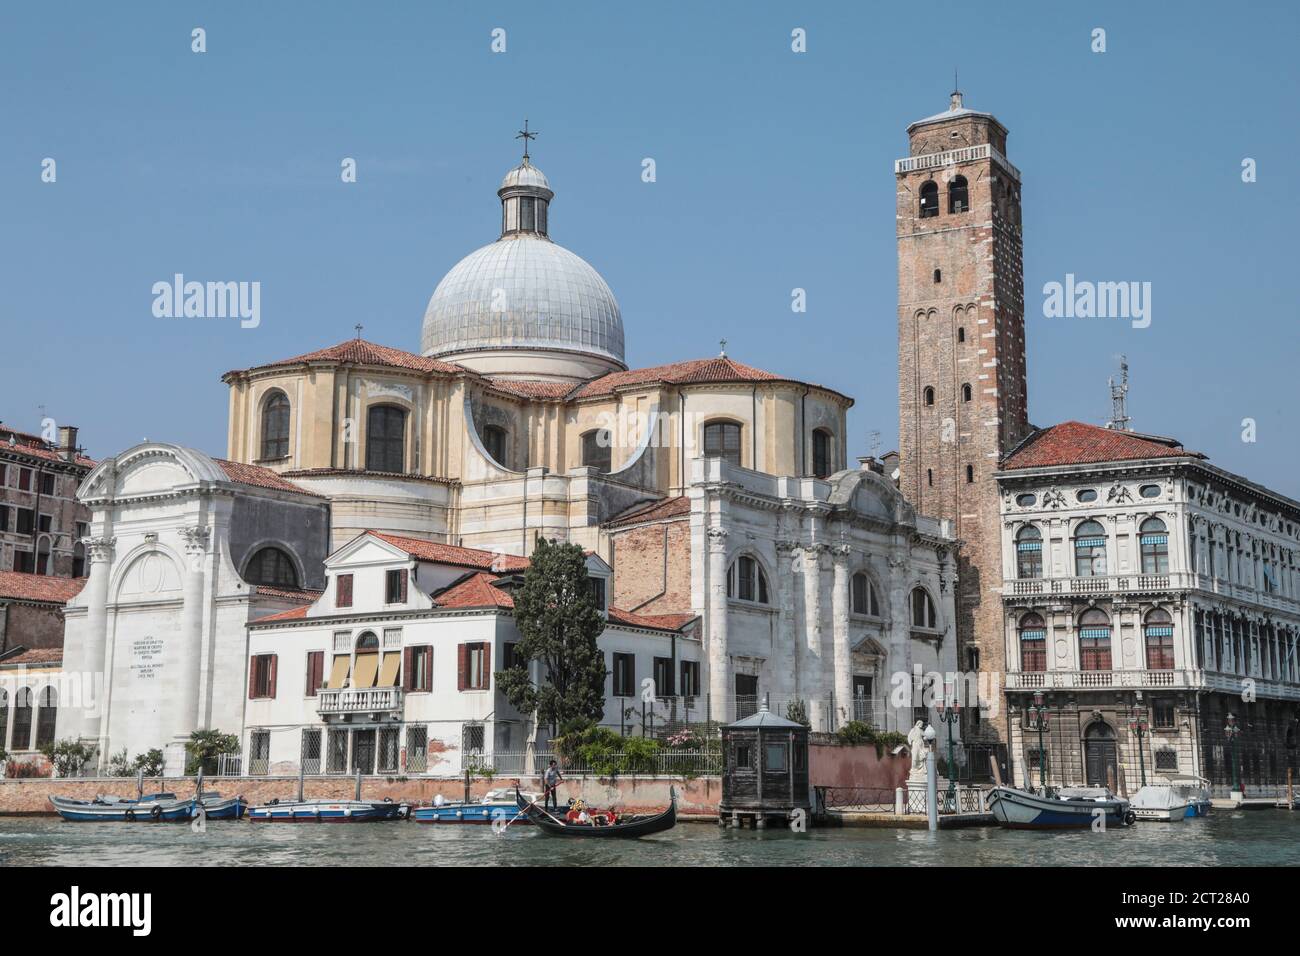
top-left (1165, 775), bottom-right (1213, 817)
top-left (1130, 784), bottom-right (1193, 822)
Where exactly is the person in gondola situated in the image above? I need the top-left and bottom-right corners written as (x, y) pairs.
top-left (543, 761), bottom-right (563, 811)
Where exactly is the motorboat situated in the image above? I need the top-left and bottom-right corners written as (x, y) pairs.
top-left (1165, 775), bottom-right (1213, 817)
top-left (1130, 784), bottom-right (1193, 822)
top-left (411, 788), bottom-right (539, 824)
top-left (49, 793), bottom-right (193, 822)
top-left (246, 797), bottom-right (407, 822)
top-left (987, 785), bottom-right (1135, 830)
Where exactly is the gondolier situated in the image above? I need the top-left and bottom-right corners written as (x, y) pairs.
top-left (543, 761), bottom-right (563, 810)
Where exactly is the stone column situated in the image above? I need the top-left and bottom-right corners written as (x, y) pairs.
top-left (173, 527), bottom-right (210, 770)
top-left (800, 544), bottom-right (824, 729)
top-left (706, 526), bottom-right (730, 725)
top-left (831, 543), bottom-right (853, 732)
top-left (80, 537), bottom-right (115, 744)
top-left (774, 540), bottom-right (800, 706)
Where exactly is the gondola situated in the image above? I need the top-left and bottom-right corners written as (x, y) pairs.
top-left (514, 787), bottom-right (676, 838)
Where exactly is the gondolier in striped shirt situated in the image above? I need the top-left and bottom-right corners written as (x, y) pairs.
top-left (543, 761), bottom-right (563, 810)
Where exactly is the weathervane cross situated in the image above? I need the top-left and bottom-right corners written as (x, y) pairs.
top-left (355, 323), bottom-right (363, 339)
top-left (515, 119), bottom-right (538, 161)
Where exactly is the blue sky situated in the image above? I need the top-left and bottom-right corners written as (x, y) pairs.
top-left (3, 1), bottom-right (1297, 495)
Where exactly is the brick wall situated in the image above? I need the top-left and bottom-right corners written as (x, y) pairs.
top-left (0, 602), bottom-right (67, 653)
top-left (610, 518), bottom-right (692, 615)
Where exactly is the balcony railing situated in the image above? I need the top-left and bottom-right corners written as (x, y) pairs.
top-left (893, 142), bottom-right (1021, 180)
top-left (317, 686), bottom-right (404, 715)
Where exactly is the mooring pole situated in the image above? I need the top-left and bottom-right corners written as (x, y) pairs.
top-left (136, 768), bottom-right (144, 800)
top-left (297, 760), bottom-right (306, 803)
top-left (354, 768), bottom-right (362, 801)
top-left (926, 743), bottom-right (938, 832)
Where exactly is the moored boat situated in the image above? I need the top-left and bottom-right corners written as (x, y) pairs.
top-left (514, 787), bottom-right (677, 838)
top-left (987, 785), bottom-right (1135, 830)
top-left (1166, 775), bottom-right (1213, 817)
top-left (246, 798), bottom-right (407, 822)
top-left (1130, 784), bottom-right (1192, 822)
top-left (49, 793), bottom-right (193, 823)
top-left (190, 792), bottom-right (247, 820)
top-left (412, 789), bottom-right (538, 824)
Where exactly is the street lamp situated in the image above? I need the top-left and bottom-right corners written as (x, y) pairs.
top-left (1224, 712), bottom-right (1242, 796)
top-left (1128, 705), bottom-right (1150, 788)
top-left (937, 679), bottom-right (961, 812)
top-left (1028, 691), bottom-right (1050, 792)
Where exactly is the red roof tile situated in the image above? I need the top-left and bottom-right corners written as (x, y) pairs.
top-left (607, 607), bottom-right (697, 633)
top-left (254, 586), bottom-right (324, 602)
top-left (606, 496), bottom-right (691, 527)
top-left (0, 571), bottom-right (88, 604)
top-left (485, 379), bottom-right (576, 400)
top-left (433, 572), bottom-right (516, 610)
top-left (255, 605), bottom-right (310, 623)
top-left (228, 339), bottom-right (464, 377)
top-left (0, 647), bottom-right (62, 666)
top-left (214, 459), bottom-right (323, 496)
top-left (0, 426), bottom-right (96, 468)
top-left (367, 532), bottom-right (530, 572)
top-left (570, 356), bottom-right (850, 403)
top-left (1003, 421), bottom-right (1200, 471)
top-left (282, 468), bottom-right (456, 485)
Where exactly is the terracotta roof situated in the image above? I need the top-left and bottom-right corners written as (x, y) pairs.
top-left (214, 459), bottom-right (323, 496)
top-left (0, 427), bottom-right (96, 468)
top-left (606, 496), bottom-right (691, 527)
top-left (1003, 421), bottom-right (1200, 471)
top-left (254, 585), bottom-right (324, 602)
top-left (255, 604), bottom-right (310, 623)
top-left (0, 571), bottom-right (88, 604)
top-left (282, 468), bottom-right (456, 485)
top-left (367, 532), bottom-right (530, 572)
top-left (485, 379), bottom-right (576, 400)
top-left (433, 572), bottom-right (516, 610)
top-left (228, 338), bottom-right (464, 377)
top-left (0, 647), bottom-right (62, 666)
top-left (607, 607), bottom-right (697, 633)
top-left (570, 356), bottom-right (850, 403)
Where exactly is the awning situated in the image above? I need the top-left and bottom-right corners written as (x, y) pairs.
top-left (378, 652), bottom-right (401, 688)
top-left (353, 652), bottom-right (380, 689)
top-left (327, 655), bottom-right (351, 689)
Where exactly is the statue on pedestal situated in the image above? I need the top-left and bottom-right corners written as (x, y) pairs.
top-left (906, 720), bottom-right (929, 783)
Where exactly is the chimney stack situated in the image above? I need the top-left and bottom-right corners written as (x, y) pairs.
top-left (58, 424), bottom-right (78, 462)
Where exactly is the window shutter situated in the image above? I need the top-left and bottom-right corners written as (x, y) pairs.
top-left (457, 644), bottom-right (467, 692)
top-left (268, 655), bottom-right (278, 698)
top-left (482, 644), bottom-right (491, 689)
top-left (402, 647), bottom-right (413, 692)
top-left (248, 658), bottom-right (259, 699)
top-left (337, 573), bottom-right (353, 608)
top-left (399, 569), bottom-right (408, 603)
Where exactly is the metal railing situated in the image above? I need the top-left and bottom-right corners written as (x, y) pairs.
top-left (818, 784), bottom-right (986, 816)
top-left (818, 787), bottom-right (896, 813)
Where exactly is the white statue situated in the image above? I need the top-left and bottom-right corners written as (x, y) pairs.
top-left (907, 720), bottom-right (928, 776)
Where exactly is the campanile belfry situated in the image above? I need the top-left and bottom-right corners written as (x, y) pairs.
top-left (895, 90), bottom-right (1029, 744)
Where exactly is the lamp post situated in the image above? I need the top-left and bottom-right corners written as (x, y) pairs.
top-left (1224, 712), bottom-right (1242, 797)
top-left (1128, 705), bottom-right (1150, 788)
top-left (937, 679), bottom-right (961, 812)
top-left (923, 723), bottom-right (938, 831)
top-left (1028, 691), bottom-right (1050, 792)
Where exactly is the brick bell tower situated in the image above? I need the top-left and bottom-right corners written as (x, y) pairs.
top-left (895, 88), bottom-right (1029, 745)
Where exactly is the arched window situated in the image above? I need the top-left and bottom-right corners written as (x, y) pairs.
top-left (1144, 608), bottom-right (1175, 670)
top-left (933, 269), bottom-right (942, 284)
top-left (961, 383), bottom-right (972, 403)
top-left (355, 631), bottom-right (380, 652)
top-left (1140, 517), bottom-right (1169, 574)
top-left (923, 386), bottom-right (935, 406)
top-left (919, 181), bottom-right (939, 218)
top-left (581, 428), bottom-right (611, 473)
top-left (482, 425), bottom-right (508, 466)
top-left (1079, 608), bottom-right (1112, 671)
top-left (366, 405), bottom-right (406, 473)
top-left (1016, 525), bottom-right (1043, 578)
top-left (245, 547), bottom-right (299, 589)
top-left (927, 468), bottom-right (933, 487)
top-left (910, 587), bottom-right (937, 630)
top-left (957, 326), bottom-right (966, 343)
top-left (352, 632), bottom-right (380, 690)
top-left (727, 555), bottom-right (769, 604)
top-left (35, 686), bottom-right (57, 750)
top-left (11, 687), bottom-right (33, 751)
top-left (852, 572), bottom-right (880, 617)
top-left (1019, 612), bottom-right (1047, 672)
top-left (260, 390), bottom-right (290, 460)
top-left (703, 421), bottom-right (742, 467)
top-left (948, 175), bottom-right (969, 213)
top-left (1074, 520), bottom-right (1107, 577)
top-left (965, 464), bottom-right (974, 483)
top-left (812, 428), bottom-right (833, 479)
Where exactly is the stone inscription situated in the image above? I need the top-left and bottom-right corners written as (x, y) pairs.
top-left (131, 637), bottom-right (164, 679)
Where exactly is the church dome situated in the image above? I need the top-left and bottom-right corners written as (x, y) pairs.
top-left (421, 154), bottom-right (625, 379)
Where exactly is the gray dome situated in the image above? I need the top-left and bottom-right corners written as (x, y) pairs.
top-left (501, 162), bottom-right (550, 190)
top-left (421, 236), bottom-right (624, 364)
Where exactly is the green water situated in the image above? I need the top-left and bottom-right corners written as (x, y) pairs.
top-left (2, 811), bottom-right (1298, 866)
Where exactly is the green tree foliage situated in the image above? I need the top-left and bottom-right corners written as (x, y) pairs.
top-left (185, 729), bottom-right (240, 775)
top-left (496, 538), bottom-right (608, 736)
top-left (40, 738), bottom-right (97, 777)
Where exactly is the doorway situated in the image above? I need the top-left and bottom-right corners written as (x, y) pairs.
top-left (735, 674), bottom-right (758, 719)
top-left (351, 729), bottom-right (376, 774)
top-left (1083, 721), bottom-right (1118, 790)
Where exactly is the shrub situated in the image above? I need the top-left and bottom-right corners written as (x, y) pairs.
top-left (40, 738), bottom-right (97, 777)
top-left (134, 749), bottom-right (165, 777)
top-left (785, 699), bottom-right (811, 728)
top-left (834, 723), bottom-right (909, 758)
top-left (184, 729), bottom-right (239, 775)
top-left (6, 759), bottom-right (51, 779)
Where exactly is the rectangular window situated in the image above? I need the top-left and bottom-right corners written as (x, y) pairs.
top-left (377, 727), bottom-right (400, 774)
top-left (1152, 698), bottom-right (1176, 729)
top-left (327, 729), bottom-right (348, 774)
top-left (0, 507), bottom-right (7, 532)
top-left (249, 730), bottom-right (271, 776)
top-left (17, 468), bottom-right (31, 491)
top-left (406, 725), bottom-right (428, 773)
top-left (462, 723), bottom-right (485, 755)
top-left (612, 652), bottom-right (635, 697)
top-left (680, 660), bottom-right (700, 698)
top-left (13, 550), bottom-right (34, 573)
top-left (588, 576), bottom-right (606, 609)
top-left (336, 573), bottom-right (353, 608)
top-left (458, 642), bottom-right (490, 691)
top-left (39, 472), bottom-right (55, 495)
top-left (15, 508), bottom-right (34, 534)
top-left (404, 645), bottom-right (433, 692)
top-left (502, 642), bottom-right (519, 672)
top-left (248, 654), bottom-right (278, 698)
top-left (1016, 541), bottom-right (1043, 579)
top-left (734, 744), bottom-right (752, 770)
top-left (1154, 748), bottom-right (1179, 772)
top-left (385, 568), bottom-right (408, 604)
top-left (304, 651), bottom-right (324, 697)
top-left (301, 728), bottom-right (322, 774)
top-left (764, 743), bottom-right (788, 772)
top-left (653, 656), bottom-right (674, 697)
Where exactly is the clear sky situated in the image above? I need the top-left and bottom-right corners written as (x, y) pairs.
top-left (3, 1), bottom-right (1297, 495)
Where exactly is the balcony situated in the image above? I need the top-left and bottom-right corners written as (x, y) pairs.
top-left (1006, 572), bottom-right (1188, 600)
top-left (317, 686), bottom-right (404, 717)
top-left (1006, 669), bottom-right (1198, 692)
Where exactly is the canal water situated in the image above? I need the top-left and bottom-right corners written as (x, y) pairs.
top-left (3, 810), bottom-right (1298, 866)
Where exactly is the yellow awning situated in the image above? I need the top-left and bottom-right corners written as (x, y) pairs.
top-left (327, 655), bottom-right (351, 689)
top-left (378, 652), bottom-right (401, 688)
top-left (353, 652), bottom-right (380, 689)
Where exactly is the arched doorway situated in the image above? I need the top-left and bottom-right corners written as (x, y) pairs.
top-left (1083, 721), bottom-right (1118, 789)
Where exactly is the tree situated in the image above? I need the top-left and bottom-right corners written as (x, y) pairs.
top-left (185, 729), bottom-right (240, 775)
top-left (496, 538), bottom-right (608, 737)
top-left (40, 738), bottom-right (97, 777)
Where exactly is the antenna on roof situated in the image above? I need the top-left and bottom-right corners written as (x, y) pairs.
top-left (867, 429), bottom-right (881, 458)
top-left (1106, 355), bottom-right (1130, 431)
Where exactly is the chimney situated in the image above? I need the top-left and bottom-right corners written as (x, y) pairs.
top-left (857, 455), bottom-right (884, 475)
top-left (58, 425), bottom-right (78, 462)
top-left (882, 451), bottom-right (901, 485)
